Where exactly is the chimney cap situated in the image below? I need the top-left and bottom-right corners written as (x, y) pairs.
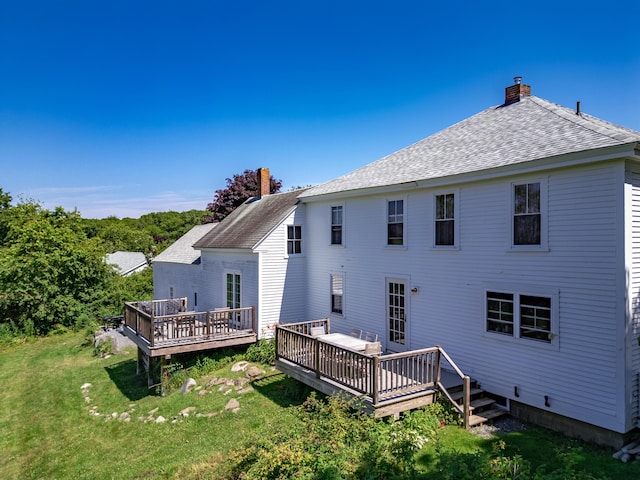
top-left (514, 76), bottom-right (523, 85)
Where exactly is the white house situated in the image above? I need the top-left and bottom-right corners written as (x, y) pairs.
top-left (152, 223), bottom-right (218, 307)
top-left (154, 80), bottom-right (640, 445)
top-left (296, 79), bottom-right (640, 446)
top-left (183, 172), bottom-right (310, 338)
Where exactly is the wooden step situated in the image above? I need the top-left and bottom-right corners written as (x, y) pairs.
top-left (449, 387), bottom-right (483, 402)
top-left (469, 397), bottom-right (495, 411)
top-left (468, 408), bottom-right (507, 427)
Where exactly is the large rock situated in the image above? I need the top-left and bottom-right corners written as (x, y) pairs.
top-left (231, 361), bottom-right (250, 372)
top-left (225, 398), bottom-right (240, 412)
top-left (180, 378), bottom-right (197, 394)
top-left (246, 366), bottom-right (265, 378)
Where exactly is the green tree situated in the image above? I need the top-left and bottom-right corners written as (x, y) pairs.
top-left (0, 188), bottom-right (13, 244)
top-left (0, 201), bottom-right (114, 334)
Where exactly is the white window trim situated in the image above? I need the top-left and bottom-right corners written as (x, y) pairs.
top-left (432, 188), bottom-right (460, 250)
top-left (509, 177), bottom-right (548, 252)
top-left (330, 272), bottom-right (345, 317)
top-left (285, 224), bottom-right (303, 257)
top-left (330, 204), bottom-right (345, 247)
top-left (386, 196), bottom-right (407, 249)
top-left (483, 284), bottom-right (559, 350)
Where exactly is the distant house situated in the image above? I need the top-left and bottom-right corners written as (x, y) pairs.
top-left (106, 251), bottom-right (148, 276)
top-left (298, 78), bottom-right (640, 446)
top-left (152, 223), bottom-right (218, 308)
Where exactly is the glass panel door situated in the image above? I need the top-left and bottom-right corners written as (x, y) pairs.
top-left (226, 273), bottom-right (241, 308)
top-left (387, 279), bottom-right (408, 351)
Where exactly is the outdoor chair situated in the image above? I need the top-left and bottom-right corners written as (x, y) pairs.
top-left (364, 332), bottom-right (378, 342)
top-left (349, 328), bottom-right (363, 339)
top-left (310, 325), bottom-right (326, 337)
top-left (364, 342), bottom-right (381, 355)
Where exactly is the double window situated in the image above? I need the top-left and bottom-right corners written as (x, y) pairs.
top-left (435, 193), bottom-right (455, 246)
top-left (486, 290), bottom-right (554, 344)
top-left (330, 274), bottom-right (343, 315)
top-left (287, 225), bottom-right (302, 254)
top-left (387, 200), bottom-right (404, 246)
top-left (331, 206), bottom-right (343, 245)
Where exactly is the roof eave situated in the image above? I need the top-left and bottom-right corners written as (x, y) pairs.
top-left (300, 142), bottom-right (640, 202)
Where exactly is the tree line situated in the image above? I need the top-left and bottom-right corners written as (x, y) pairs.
top-left (0, 169), bottom-right (283, 339)
top-left (0, 187), bottom-right (207, 338)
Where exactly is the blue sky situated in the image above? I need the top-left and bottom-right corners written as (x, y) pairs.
top-left (1, 1), bottom-right (639, 218)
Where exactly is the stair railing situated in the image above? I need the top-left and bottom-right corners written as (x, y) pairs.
top-left (436, 346), bottom-right (471, 429)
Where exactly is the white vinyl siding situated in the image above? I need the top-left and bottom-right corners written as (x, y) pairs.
top-left (304, 161), bottom-right (625, 432)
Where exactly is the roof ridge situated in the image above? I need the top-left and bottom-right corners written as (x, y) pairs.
top-left (528, 96), bottom-right (640, 144)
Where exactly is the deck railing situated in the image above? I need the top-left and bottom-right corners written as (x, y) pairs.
top-left (124, 299), bottom-right (256, 347)
top-left (275, 320), bottom-right (470, 426)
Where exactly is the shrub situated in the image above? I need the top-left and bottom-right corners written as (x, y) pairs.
top-left (245, 339), bottom-right (275, 364)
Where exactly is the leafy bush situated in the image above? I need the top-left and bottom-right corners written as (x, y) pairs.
top-left (245, 339), bottom-right (275, 364)
top-left (227, 393), bottom-right (448, 479)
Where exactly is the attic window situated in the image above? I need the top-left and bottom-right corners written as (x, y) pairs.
top-left (287, 225), bottom-right (302, 254)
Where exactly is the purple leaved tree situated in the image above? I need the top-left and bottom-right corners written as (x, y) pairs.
top-left (203, 169), bottom-right (282, 223)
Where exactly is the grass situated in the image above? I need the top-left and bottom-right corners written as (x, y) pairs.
top-left (1, 332), bottom-right (640, 479)
top-left (0, 333), bottom-right (305, 479)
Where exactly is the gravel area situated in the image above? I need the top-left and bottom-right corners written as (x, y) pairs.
top-left (469, 416), bottom-right (527, 439)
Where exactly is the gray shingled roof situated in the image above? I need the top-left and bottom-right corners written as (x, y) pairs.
top-left (300, 96), bottom-right (640, 198)
top-left (194, 188), bottom-right (309, 250)
top-left (153, 223), bottom-right (218, 264)
top-left (106, 251), bottom-right (147, 275)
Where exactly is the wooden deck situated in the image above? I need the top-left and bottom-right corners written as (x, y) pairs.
top-left (123, 298), bottom-right (257, 357)
top-left (275, 319), bottom-right (472, 425)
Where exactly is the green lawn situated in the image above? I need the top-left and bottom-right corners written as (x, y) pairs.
top-left (1, 333), bottom-right (639, 479)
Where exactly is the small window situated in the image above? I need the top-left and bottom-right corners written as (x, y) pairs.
top-left (435, 193), bottom-right (455, 246)
top-left (514, 183), bottom-right (540, 245)
top-left (330, 274), bottom-right (343, 314)
top-left (387, 200), bottom-right (404, 246)
top-left (331, 206), bottom-right (343, 245)
top-left (486, 291), bottom-right (514, 335)
top-left (194, 292), bottom-right (198, 307)
top-left (169, 286), bottom-right (174, 299)
top-left (287, 225), bottom-right (302, 254)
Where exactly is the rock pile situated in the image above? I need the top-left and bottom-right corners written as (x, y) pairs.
top-left (82, 361), bottom-right (266, 424)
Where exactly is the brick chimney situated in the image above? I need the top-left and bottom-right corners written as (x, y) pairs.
top-left (505, 76), bottom-right (531, 105)
top-left (257, 167), bottom-right (270, 198)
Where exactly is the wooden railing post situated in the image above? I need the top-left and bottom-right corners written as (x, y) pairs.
top-left (435, 346), bottom-right (442, 387)
top-left (463, 375), bottom-right (470, 430)
top-left (314, 338), bottom-right (321, 378)
top-left (326, 316), bottom-right (331, 334)
top-left (372, 355), bottom-right (380, 406)
top-left (275, 324), bottom-right (280, 360)
top-left (252, 306), bottom-right (256, 334)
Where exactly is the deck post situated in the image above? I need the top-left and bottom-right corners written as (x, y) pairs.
top-left (326, 316), bottom-right (330, 334)
top-left (136, 347), bottom-right (143, 375)
top-left (435, 346), bottom-right (442, 387)
top-left (252, 306), bottom-right (256, 335)
top-left (314, 338), bottom-right (320, 378)
top-left (463, 375), bottom-right (471, 429)
top-left (372, 355), bottom-right (380, 406)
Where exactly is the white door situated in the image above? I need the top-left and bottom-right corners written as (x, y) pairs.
top-left (386, 278), bottom-right (408, 352)
top-left (226, 273), bottom-right (241, 308)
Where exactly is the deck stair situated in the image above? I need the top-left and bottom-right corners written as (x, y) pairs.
top-left (448, 382), bottom-right (507, 427)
